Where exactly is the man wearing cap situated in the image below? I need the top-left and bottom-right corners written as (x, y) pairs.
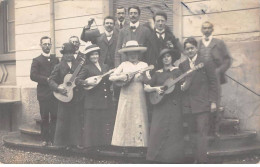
top-left (114, 7), bottom-right (129, 31)
top-left (30, 36), bottom-right (59, 146)
top-left (146, 10), bottom-right (182, 69)
top-left (81, 16), bottom-right (118, 69)
top-left (115, 5), bottom-right (152, 67)
top-left (48, 43), bottom-right (84, 149)
top-left (198, 21), bottom-right (232, 135)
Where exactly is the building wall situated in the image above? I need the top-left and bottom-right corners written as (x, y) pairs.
top-left (181, 0), bottom-right (260, 138)
top-left (14, 0), bottom-right (109, 126)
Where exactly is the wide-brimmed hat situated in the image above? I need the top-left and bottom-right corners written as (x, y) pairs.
top-left (118, 40), bottom-right (147, 54)
top-left (83, 44), bottom-right (100, 57)
top-left (157, 48), bottom-right (181, 66)
top-left (60, 42), bottom-right (76, 54)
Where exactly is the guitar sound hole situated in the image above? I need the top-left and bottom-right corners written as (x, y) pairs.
top-left (66, 82), bottom-right (72, 87)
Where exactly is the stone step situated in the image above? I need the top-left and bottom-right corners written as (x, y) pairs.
top-left (3, 132), bottom-right (260, 160)
top-left (208, 140), bottom-right (260, 157)
top-left (210, 130), bottom-right (257, 141)
top-left (19, 125), bottom-right (41, 141)
top-left (219, 118), bottom-right (240, 134)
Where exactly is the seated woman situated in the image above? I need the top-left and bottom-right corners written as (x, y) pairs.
top-left (109, 41), bottom-right (151, 154)
top-left (48, 42), bottom-right (82, 149)
top-left (144, 48), bottom-right (184, 163)
top-left (75, 44), bottom-right (115, 151)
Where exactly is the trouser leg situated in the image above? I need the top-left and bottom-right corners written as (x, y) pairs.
top-left (49, 97), bottom-right (58, 143)
top-left (194, 112), bottom-right (210, 163)
top-left (39, 100), bottom-right (50, 142)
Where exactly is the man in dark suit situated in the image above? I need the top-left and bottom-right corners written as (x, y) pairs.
top-left (198, 21), bottom-right (232, 135)
top-left (81, 16), bottom-right (118, 69)
top-left (30, 36), bottom-right (59, 146)
top-left (114, 7), bottom-right (129, 32)
top-left (179, 37), bottom-right (218, 163)
top-left (145, 10), bottom-right (182, 69)
top-left (115, 5), bottom-right (152, 67)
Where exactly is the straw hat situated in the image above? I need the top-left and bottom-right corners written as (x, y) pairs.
top-left (118, 40), bottom-right (147, 54)
top-left (83, 44), bottom-right (100, 57)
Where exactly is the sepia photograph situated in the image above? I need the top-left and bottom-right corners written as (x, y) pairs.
top-left (0, 0), bottom-right (259, 164)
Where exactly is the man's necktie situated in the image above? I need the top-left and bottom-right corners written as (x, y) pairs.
top-left (120, 22), bottom-right (123, 29)
top-left (156, 31), bottom-right (165, 42)
top-left (205, 37), bottom-right (209, 41)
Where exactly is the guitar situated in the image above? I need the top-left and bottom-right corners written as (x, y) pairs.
top-left (149, 63), bottom-right (204, 105)
top-left (53, 57), bottom-right (85, 102)
top-left (83, 68), bottom-right (116, 90)
top-left (114, 65), bottom-right (154, 87)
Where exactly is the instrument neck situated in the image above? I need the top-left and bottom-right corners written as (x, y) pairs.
top-left (69, 61), bottom-right (84, 82)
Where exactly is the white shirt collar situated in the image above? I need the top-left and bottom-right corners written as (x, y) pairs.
top-left (188, 54), bottom-right (198, 68)
top-left (67, 62), bottom-right (72, 69)
top-left (130, 21), bottom-right (139, 28)
top-left (155, 28), bottom-right (165, 33)
top-left (155, 28), bottom-right (165, 39)
top-left (42, 52), bottom-right (50, 57)
top-left (202, 35), bottom-right (213, 47)
top-left (105, 30), bottom-right (113, 37)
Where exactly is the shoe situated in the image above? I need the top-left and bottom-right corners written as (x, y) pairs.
top-left (41, 141), bottom-right (48, 147)
top-left (76, 145), bottom-right (84, 149)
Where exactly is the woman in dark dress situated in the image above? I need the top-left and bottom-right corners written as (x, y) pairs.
top-left (48, 43), bottom-right (83, 149)
top-left (144, 48), bottom-right (184, 163)
top-left (75, 44), bottom-right (115, 150)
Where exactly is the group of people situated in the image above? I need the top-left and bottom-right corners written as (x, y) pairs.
top-left (30, 5), bottom-right (231, 164)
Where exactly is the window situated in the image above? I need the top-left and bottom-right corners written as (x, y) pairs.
top-left (0, 0), bottom-right (15, 55)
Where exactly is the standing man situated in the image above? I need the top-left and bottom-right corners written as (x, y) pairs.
top-left (114, 6), bottom-right (129, 31)
top-left (146, 10), bottom-right (182, 69)
top-left (115, 5), bottom-right (151, 67)
top-left (179, 37), bottom-right (218, 163)
top-left (69, 36), bottom-right (86, 62)
top-left (30, 36), bottom-right (59, 146)
top-left (81, 16), bottom-right (118, 69)
top-left (198, 21), bottom-right (232, 134)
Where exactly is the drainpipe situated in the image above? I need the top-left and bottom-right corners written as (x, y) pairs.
top-left (50, 0), bottom-right (55, 54)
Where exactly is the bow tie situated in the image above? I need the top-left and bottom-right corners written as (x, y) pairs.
top-left (106, 34), bottom-right (112, 37)
top-left (130, 26), bottom-right (136, 30)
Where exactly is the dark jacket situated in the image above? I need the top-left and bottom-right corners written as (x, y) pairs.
top-left (179, 55), bottom-right (218, 114)
top-left (198, 38), bottom-right (231, 84)
top-left (114, 20), bottom-right (129, 32)
top-left (76, 63), bottom-right (113, 110)
top-left (30, 54), bottom-right (59, 101)
top-left (115, 24), bottom-right (151, 67)
top-left (81, 28), bottom-right (118, 68)
top-left (48, 59), bottom-right (84, 103)
top-left (146, 25), bottom-right (182, 69)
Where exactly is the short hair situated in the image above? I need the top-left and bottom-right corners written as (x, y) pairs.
top-left (128, 5), bottom-right (141, 15)
top-left (69, 36), bottom-right (79, 42)
top-left (202, 21), bottom-right (214, 29)
top-left (184, 37), bottom-right (198, 49)
top-left (40, 36), bottom-right (51, 44)
top-left (117, 6), bottom-right (126, 13)
top-left (153, 10), bottom-right (167, 21)
top-left (103, 16), bottom-right (115, 25)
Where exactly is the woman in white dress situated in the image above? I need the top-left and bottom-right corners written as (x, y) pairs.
top-left (109, 41), bottom-right (152, 153)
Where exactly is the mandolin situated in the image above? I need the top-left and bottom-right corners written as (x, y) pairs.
top-left (83, 68), bottom-right (115, 90)
top-left (114, 65), bottom-right (154, 87)
top-left (149, 63), bottom-right (204, 105)
top-left (53, 57), bottom-right (85, 102)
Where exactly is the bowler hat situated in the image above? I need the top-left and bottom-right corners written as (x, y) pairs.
top-left (118, 40), bottom-right (147, 54)
top-left (60, 42), bottom-right (76, 54)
